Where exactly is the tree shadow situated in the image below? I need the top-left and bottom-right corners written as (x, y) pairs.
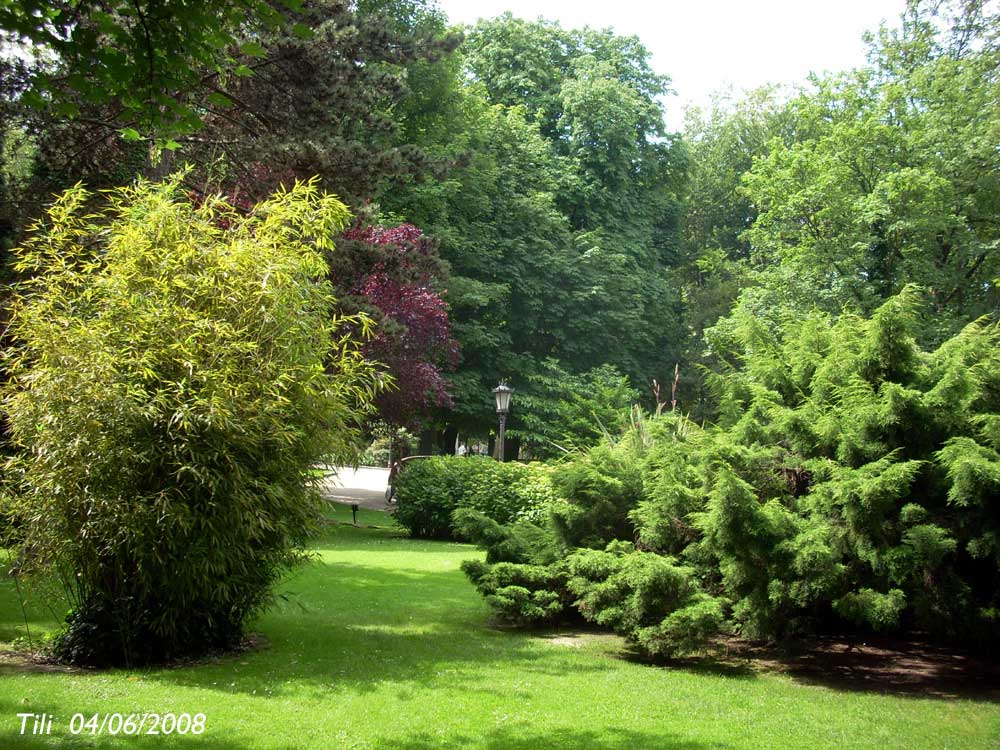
top-left (385, 726), bottom-right (730, 750)
top-left (0, 701), bottom-right (725, 750)
top-left (619, 647), bottom-right (758, 681)
top-left (139, 558), bottom-right (608, 700)
top-left (6, 528), bottom-right (997, 706)
top-left (642, 635), bottom-right (1000, 701)
top-left (0, 580), bottom-right (63, 653)
top-left (544, 624), bottom-right (998, 701)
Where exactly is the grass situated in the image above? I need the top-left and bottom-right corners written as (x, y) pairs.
top-left (2, 505), bottom-right (998, 749)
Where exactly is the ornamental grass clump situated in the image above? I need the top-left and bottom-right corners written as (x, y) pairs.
top-left (2, 176), bottom-right (380, 666)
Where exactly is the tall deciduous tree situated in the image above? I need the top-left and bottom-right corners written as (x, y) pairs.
top-left (464, 15), bottom-right (686, 383)
top-left (675, 88), bottom-right (796, 416)
top-left (335, 222), bottom-right (458, 429)
top-left (392, 15), bottom-right (687, 442)
top-left (739, 0), bottom-right (1000, 337)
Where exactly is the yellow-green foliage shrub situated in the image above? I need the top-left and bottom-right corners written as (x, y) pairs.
top-left (2, 177), bottom-right (380, 666)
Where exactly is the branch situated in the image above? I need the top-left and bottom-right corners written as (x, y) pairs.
top-left (941, 250), bottom-right (991, 306)
top-left (201, 104), bottom-right (262, 138)
top-left (129, 0), bottom-right (156, 97)
top-left (203, 83), bottom-right (274, 131)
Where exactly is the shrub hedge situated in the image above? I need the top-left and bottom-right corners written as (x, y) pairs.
top-left (392, 456), bottom-right (555, 539)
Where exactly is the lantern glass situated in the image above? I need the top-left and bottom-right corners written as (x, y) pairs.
top-left (493, 383), bottom-right (513, 413)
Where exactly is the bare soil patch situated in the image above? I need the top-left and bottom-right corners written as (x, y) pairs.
top-left (537, 630), bottom-right (623, 649)
top-left (0, 650), bottom-right (82, 674)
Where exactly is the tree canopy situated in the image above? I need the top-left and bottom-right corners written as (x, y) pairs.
top-left (0, 0), bottom-right (306, 142)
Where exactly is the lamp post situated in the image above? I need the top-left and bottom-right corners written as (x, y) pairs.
top-left (492, 382), bottom-right (514, 462)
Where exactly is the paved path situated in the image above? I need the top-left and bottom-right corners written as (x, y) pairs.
top-left (319, 466), bottom-right (392, 511)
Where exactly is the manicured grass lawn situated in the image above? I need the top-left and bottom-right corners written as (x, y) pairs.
top-left (2, 505), bottom-right (998, 749)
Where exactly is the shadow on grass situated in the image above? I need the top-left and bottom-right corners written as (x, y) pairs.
top-left (385, 726), bottom-right (729, 750)
top-left (0, 714), bottom-right (725, 750)
top-left (527, 612), bottom-right (999, 700)
top-left (612, 635), bottom-right (1000, 702)
top-left (719, 635), bottom-right (1000, 701)
top-left (0, 696), bottom-right (278, 750)
top-left (0, 580), bottom-right (63, 653)
top-left (134, 557), bottom-right (609, 700)
top-left (6, 519), bottom-right (996, 705)
top-left (619, 647), bottom-right (758, 681)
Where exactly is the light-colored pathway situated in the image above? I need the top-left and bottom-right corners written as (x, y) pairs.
top-left (319, 466), bottom-right (392, 511)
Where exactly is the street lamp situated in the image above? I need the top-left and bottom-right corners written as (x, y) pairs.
top-left (492, 382), bottom-right (514, 462)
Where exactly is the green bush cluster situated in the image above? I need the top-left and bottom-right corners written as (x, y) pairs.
top-left (392, 456), bottom-right (556, 539)
top-left (548, 425), bottom-right (648, 549)
top-left (565, 545), bottom-right (724, 657)
top-left (461, 289), bottom-right (1000, 655)
top-left (462, 557), bottom-right (569, 626)
top-left (458, 421), bottom-right (726, 657)
top-left (459, 505), bottom-right (724, 656)
top-left (2, 178), bottom-right (380, 666)
top-left (681, 287), bottom-right (1000, 641)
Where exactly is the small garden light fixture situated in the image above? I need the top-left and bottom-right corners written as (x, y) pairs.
top-left (492, 382), bottom-right (514, 462)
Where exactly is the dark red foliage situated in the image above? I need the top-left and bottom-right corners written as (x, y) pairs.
top-left (338, 219), bottom-right (441, 287)
top-left (343, 223), bottom-right (425, 246)
top-left (359, 272), bottom-right (457, 424)
top-left (338, 223), bottom-right (458, 429)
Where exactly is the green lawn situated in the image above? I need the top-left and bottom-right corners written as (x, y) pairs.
top-left (2, 505), bottom-right (998, 749)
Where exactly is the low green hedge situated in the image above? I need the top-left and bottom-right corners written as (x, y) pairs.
top-left (392, 456), bottom-right (556, 539)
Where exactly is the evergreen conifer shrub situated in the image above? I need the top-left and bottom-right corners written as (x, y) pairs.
top-left (659, 287), bottom-right (1000, 641)
top-left (462, 289), bottom-right (1000, 653)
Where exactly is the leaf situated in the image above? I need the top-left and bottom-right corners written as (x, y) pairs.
top-left (21, 90), bottom-right (46, 109)
top-left (120, 128), bottom-right (143, 142)
top-left (207, 92), bottom-right (233, 108)
top-left (54, 102), bottom-right (81, 118)
top-left (240, 41), bottom-right (267, 58)
top-left (291, 22), bottom-right (314, 40)
top-left (90, 10), bottom-right (118, 35)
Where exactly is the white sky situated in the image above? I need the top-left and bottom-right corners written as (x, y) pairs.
top-left (434, 0), bottom-right (906, 129)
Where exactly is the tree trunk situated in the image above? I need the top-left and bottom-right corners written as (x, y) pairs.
top-left (388, 429), bottom-right (410, 466)
top-left (145, 144), bottom-right (175, 181)
top-left (418, 428), bottom-right (436, 455)
top-left (508, 435), bottom-right (520, 462)
top-left (439, 425), bottom-right (458, 455)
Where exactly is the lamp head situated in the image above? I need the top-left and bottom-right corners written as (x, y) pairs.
top-left (493, 382), bottom-right (514, 414)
